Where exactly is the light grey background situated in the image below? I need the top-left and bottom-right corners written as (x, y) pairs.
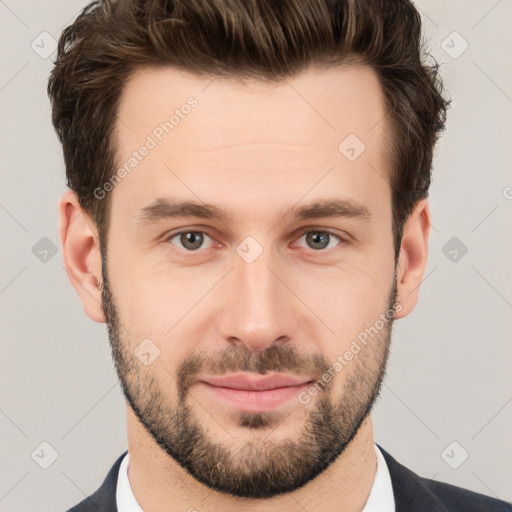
top-left (1, 1), bottom-right (511, 511)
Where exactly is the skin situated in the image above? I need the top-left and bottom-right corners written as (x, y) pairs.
top-left (59, 63), bottom-right (430, 511)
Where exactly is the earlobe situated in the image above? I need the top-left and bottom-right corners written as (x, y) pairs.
top-left (58, 190), bottom-right (106, 323)
top-left (394, 198), bottom-right (431, 320)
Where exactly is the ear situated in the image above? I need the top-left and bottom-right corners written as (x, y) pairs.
top-left (59, 190), bottom-right (105, 323)
top-left (394, 198), bottom-right (430, 319)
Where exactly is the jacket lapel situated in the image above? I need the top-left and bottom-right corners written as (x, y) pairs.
top-left (67, 450), bottom-right (127, 512)
top-left (378, 444), bottom-right (449, 512)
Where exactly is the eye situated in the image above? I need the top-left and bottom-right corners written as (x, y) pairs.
top-left (296, 230), bottom-right (344, 251)
top-left (164, 228), bottom-right (345, 254)
top-left (166, 230), bottom-right (215, 251)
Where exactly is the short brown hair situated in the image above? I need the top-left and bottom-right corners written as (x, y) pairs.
top-left (48, 0), bottom-right (450, 260)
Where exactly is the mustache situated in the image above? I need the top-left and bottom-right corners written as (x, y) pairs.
top-left (176, 344), bottom-right (331, 395)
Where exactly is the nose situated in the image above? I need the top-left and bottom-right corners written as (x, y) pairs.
top-left (217, 246), bottom-right (299, 352)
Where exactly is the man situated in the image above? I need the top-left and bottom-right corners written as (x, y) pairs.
top-left (48, 0), bottom-right (511, 510)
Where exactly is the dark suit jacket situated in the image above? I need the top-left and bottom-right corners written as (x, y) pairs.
top-left (66, 444), bottom-right (512, 511)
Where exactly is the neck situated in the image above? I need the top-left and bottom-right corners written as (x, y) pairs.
top-left (126, 406), bottom-right (378, 512)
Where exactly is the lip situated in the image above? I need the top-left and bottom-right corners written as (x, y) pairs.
top-left (195, 373), bottom-right (314, 412)
top-left (200, 373), bottom-right (312, 391)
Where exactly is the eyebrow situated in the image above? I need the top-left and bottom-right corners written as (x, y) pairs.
top-left (136, 197), bottom-right (372, 225)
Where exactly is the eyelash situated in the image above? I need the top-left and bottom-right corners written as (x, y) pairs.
top-left (164, 228), bottom-right (346, 254)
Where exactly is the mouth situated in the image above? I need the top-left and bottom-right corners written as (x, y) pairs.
top-left (195, 373), bottom-right (314, 412)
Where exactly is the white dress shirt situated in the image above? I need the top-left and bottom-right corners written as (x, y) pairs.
top-left (116, 442), bottom-right (395, 511)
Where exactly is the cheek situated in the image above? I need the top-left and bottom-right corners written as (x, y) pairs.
top-left (311, 268), bottom-right (394, 359)
top-left (110, 267), bottom-right (208, 371)
top-left (313, 263), bottom-right (391, 314)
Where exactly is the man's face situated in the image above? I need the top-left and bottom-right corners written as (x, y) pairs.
top-left (101, 64), bottom-right (399, 498)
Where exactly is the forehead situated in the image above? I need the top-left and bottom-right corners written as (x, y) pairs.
top-left (111, 64), bottom-right (391, 228)
top-left (116, 63), bottom-right (387, 148)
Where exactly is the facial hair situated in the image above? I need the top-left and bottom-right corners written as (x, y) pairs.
top-left (100, 244), bottom-right (398, 499)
